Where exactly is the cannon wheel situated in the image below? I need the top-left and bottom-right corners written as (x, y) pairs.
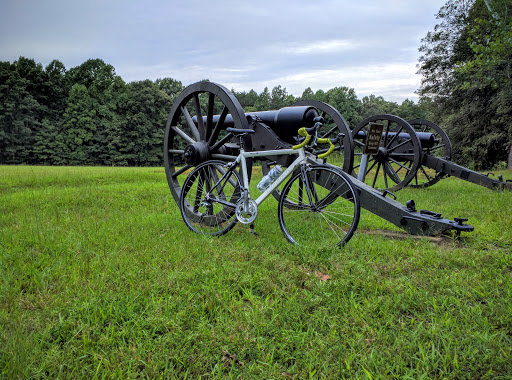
top-left (291, 100), bottom-right (354, 172)
top-left (163, 81), bottom-right (252, 205)
top-left (261, 100), bottom-right (354, 202)
top-left (408, 119), bottom-right (452, 188)
top-left (351, 115), bottom-right (422, 192)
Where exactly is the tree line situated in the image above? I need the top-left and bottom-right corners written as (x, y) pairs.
top-left (1, 0), bottom-right (510, 169)
top-left (0, 58), bottom-right (181, 166)
top-left (0, 57), bottom-right (429, 167)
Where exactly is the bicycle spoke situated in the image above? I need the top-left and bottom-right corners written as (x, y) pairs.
top-left (278, 166), bottom-right (360, 247)
top-left (180, 161), bottom-right (242, 236)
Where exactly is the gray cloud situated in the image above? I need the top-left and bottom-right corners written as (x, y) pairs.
top-left (0, 0), bottom-right (446, 102)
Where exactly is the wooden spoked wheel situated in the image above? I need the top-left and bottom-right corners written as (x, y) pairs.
top-left (351, 115), bottom-right (422, 192)
top-left (163, 81), bottom-right (252, 204)
top-left (408, 119), bottom-right (452, 189)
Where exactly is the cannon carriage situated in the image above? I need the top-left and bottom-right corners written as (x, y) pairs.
top-left (164, 81), bottom-right (475, 239)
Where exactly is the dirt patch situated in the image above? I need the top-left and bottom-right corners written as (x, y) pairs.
top-left (359, 229), bottom-right (455, 246)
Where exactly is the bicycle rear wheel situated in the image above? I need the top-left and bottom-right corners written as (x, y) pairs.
top-left (180, 160), bottom-right (242, 236)
top-left (278, 165), bottom-right (360, 247)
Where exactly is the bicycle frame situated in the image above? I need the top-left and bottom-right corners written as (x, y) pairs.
top-left (237, 147), bottom-right (307, 208)
top-left (205, 146), bottom-right (309, 217)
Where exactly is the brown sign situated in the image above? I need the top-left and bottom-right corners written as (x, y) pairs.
top-left (363, 123), bottom-right (384, 154)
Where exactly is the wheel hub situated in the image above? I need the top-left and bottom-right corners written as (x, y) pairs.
top-left (184, 141), bottom-right (210, 166)
top-left (373, 146), bottom-right (389, 163)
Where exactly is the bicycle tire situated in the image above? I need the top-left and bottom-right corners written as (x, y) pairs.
top-left (180, 160), bottom-right (242, 236)
top-left (278, 165), bottom-right (360, 247)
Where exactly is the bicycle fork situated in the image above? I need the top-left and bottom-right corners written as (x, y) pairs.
top-left (299, 164), bottom-right (320, 211)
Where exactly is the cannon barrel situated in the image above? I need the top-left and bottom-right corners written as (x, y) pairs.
top-left (194, 106), bottom-right (319, 143)
top-left (354, 130), bottom-right (436, 149)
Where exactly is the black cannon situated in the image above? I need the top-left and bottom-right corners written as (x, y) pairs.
top-left (348, 115), bottom-right (512, 192)
top-left (164, 81), bottom-right (473, 238)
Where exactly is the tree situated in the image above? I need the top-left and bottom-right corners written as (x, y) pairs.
top-left (255, 87), bottom-right (271, 111)
top-left (417, 0), bottom-right (475, 100)
top-left (270, 85), bottom-right (295, 109)
top-left (29, 60), bottom-right (70, 164)
top-left (323, 87), bottom-right (362, 127)
top-left (0, 59), bottom-right (46, 164)
top-left (65, 59), bottom-right (126, 165)
top-left (155, 77), bottom-right (184, 103)
top-left (299, 87), bottom-right (315, 100)
top-left (118, 80), bottom-right (172, 166)
top-left (417, 0), bottom-right (511, 169)
top-left (360, 95), bottom-right (398, 119)
top-left (59, 84), bottom-right (97, 165)
top-left (234, 89), bottom-right (259, 111)
top-left (455, 0), bottom-right (512, 167)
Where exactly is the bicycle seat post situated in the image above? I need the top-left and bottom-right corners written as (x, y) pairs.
top-left (239, 134), bottom-right (247, 152)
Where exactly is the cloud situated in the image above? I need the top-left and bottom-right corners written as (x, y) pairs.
top-left (282, 39), bottom-right (358, 55)
top-left (1, 0), bottom-right (447, 103)
top-left (221, 62), bottom-right (420, 102)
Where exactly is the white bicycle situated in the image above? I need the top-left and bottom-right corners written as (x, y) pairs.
top-left (179, 120), bottom-right (361, 247)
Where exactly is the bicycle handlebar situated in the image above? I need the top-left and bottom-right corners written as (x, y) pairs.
top-left (292, 127), bottom-right (313, 150)
top-left (292, 122), bottom-right (339, 159)
top-left (316, 137), bottom-right (336, 159)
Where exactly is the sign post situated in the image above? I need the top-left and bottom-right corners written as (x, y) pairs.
top-left (357, 123), bottom-right (383, 181)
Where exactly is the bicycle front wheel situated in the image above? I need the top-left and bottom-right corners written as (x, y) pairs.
top-left (180, 160), bottom-right (242, 236)
top-left (278, 165), bottom-right (360, 247)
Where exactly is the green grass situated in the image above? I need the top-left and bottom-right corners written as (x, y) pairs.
top-left (1, 165), bottom-right (511, 379)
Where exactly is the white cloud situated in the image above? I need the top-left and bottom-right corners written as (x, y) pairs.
top-left (222, 63), bottom-right (420, 103)
top-left (283, 39), bottom-right (358, 55)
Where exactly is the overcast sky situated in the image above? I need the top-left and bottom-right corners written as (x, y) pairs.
top-left (0, 0), bottom-right (446, 103)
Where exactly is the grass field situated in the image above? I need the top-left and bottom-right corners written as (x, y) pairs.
top-left (1, 165), bottom-right (511, 379)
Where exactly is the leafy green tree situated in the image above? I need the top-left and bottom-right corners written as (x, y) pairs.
top-left (393, 99), bottom-right (433, 121)
top-left (234, 89), bottom-right (259, 111)
top-left (270, 85), bottom-right (295, 109)
top-left (155, 77), bottom-right (184, 103)
top-left (455, 0), bottom-right (512, 167)
top-left (60, 84), bottom-right (97, 165)
top-left (417, 0), bottom-right (511, 169)
top-left (64, 59), bottom-right (126, 165)
top-left (323, 87), bottom-right (362, 127)
top-left (360, 95), bottom-right (398, 119)
top-left (313, 89), bottom-right (326, 103)
top-left (0, 59), bottom-right (45, 164)
top-left (30, 60), bottom-right (70, 164)
top-left (118, 80), bottom-right (172, 166)
top-left (418, 0), bottom-right (475, 99)
top-left (299, 87), bottom-right (315, 100)
top-left (45, 60), bottom-right (69, 115)
top-left (31, 119), bottom-right (61, 165)
top-left (255, 87), bottom-right (271, 111)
